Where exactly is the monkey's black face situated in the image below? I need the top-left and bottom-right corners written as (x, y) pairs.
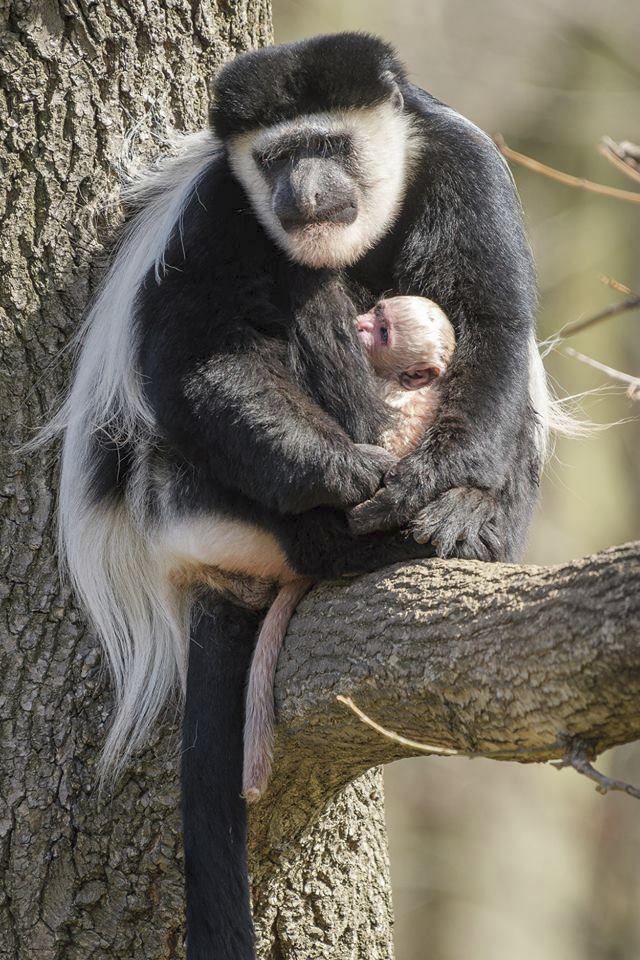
top-left (227, 102), bottom-right (416, 269)
top-left (254, 134), bottom-right (359, 232)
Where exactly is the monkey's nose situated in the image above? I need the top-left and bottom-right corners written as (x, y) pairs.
top-left (355, 314), bottom-right (376, 334)
top-left (355, 313), bottom-right (376, 352)
top-left (274, 159), bottom-right (359, 229)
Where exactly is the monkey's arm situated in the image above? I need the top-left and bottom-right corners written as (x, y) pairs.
top-left (142, 338), bottom-right (394, 515)
top-left (350, 88), bottom-right (539, 560)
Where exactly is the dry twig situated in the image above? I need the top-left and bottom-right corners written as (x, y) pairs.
top-left (599, 137), bottom-right (640, 186)
top-left (552, 742), bottom-right (640, 800)
top-left (495, 135), bottom-right (640, 205)
top-left (557, 295), bottom-right (640, 339)
top-left (600, 275), bottom-right (634, 296)
top-left (336, 695), bottom-right (462, 756)
top-left (564, 346), bottom-right (640, 400)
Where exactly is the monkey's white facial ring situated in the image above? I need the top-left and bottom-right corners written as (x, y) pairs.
top-left (227, 102), bottom-right (418, 269)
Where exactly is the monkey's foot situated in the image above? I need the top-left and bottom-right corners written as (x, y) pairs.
top-left (412, 486), bottom-right (501, 561)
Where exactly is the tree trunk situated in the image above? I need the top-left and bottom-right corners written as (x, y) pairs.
top-left (0, 4), bottom-right (279, 958)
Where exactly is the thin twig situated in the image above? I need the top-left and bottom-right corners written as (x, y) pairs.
top-left (552, 743), bottom-right (640, 800)
top-left (564, 347), bottom-right (640, 399)
top-left (600, 275), bottom-right (634, 296)
top-left (336, 695), bottom-right (462, 756)
top-left (599, 137), bottom-right (640, 186)
top-left (618, 141), bottom-right (640, 164)
top-left (339, 699), bottom-right (640, 801)
top-left (494, 135), bottom-right (640, 205)
top-left (557, 296), bottom-right (640, 339)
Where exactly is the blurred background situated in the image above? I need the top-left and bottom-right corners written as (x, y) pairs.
top-left (273, 2), bottom-right (640, 958)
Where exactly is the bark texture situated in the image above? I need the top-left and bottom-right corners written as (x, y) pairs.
top-left (247, 542), bottom-right (640, 954)
top-left (0, 3), bottom-right (278, 958)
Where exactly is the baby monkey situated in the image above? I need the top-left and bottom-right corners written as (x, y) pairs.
top-left (243, 295), bottom-right (456, 801)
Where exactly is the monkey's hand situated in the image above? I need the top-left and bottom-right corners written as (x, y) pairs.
top-left (348, 453), bottom-right (506, 561)
top-left (411, 487), bottom-right (502, 561)
top-left (352, 444), bottom-right (398, 491)
top-left (335, 444), bottom-right (399, 510)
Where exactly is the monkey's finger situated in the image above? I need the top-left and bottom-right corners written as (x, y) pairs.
top-left (348, 492), bottom-right (400, 535)
top-left (412, 487), bottom-right (504, 560)
top-left (355, 443), bottom-right (399, 475)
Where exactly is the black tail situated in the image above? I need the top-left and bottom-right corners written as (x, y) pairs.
top-left (182, 592), bottom-right (260, 960)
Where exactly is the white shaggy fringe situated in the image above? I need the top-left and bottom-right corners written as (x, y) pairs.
top-left (42, 130), bottom-right (220, 777)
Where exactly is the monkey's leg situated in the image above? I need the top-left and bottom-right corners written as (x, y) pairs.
top-left (273, 506), bottom-right (436, 580)
top-left (182, 592), bottom-right (260, 960)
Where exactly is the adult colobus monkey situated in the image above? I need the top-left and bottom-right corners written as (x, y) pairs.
top-left (50, 32), bottom-right (547, 960)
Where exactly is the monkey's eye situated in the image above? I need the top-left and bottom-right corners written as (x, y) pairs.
top-left (254, 150), bottom-right (274, 170)
top-left (253, 149), bottom-right (287, 172)
top-left (379, 326), bottom-right (389, 345)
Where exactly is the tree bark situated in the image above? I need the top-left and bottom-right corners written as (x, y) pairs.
top-left (247, 542), bottom-right (640, 954)
top-left (266, 542), bottom-right (640, 774)
top-left (0, 3), bottom-right (276, 958)
top-left (2, 6), bottom-right (640, 960)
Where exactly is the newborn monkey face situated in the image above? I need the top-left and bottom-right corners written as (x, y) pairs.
top-left (356, 296), bottom-right (456, 388)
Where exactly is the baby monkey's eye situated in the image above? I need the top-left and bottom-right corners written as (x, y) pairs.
top-left (379, 326), bottom-right (389, 344)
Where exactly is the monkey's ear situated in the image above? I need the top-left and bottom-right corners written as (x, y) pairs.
top-left (381, 70), bottom-right (404, 111)
top-left (399, 365), bottom-right (441, 390)
top-left (390, 85), bottom-right (404, 111)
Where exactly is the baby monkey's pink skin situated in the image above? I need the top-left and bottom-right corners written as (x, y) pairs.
top-left (355, 296), bottom-right (456, 456)
top-left (243, 296), bottom-right (456, 802)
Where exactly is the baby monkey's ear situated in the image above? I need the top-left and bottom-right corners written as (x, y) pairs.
top-left (399, 364), bottom-right (441, 390)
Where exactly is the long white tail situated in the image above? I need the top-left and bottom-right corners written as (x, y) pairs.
top-left (243, 578), bottom-right (314, 802)
top-left (38, 131), bottom-right (220, 777)
top-left (65, 499), bottom-right (191, 778)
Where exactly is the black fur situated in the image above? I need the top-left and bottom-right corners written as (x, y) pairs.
top-left (182, 594), bottom-right (259, 960)
top-left (211, 33), bottom-right (405, 139)
top-left (112, 32), bottom-right (540, 959)
top-left (347, 81), bottom-right (538, 557)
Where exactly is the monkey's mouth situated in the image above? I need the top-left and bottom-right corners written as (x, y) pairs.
top-left (285, 216), bottom-right (355, 239)
top-left (356, 325), bottom-right (375, 353)
top-left (280, 208), bottom-right (358, 233)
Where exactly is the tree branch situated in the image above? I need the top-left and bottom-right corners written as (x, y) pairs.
top-left (247, 543), bottom-right (640, 946)
top-left (599, 137), bottom-right (640, 186)
top-left (551, 742), bottom-right (640, 800)
top-left (563, 346), bottom-right (640, 399)
top-left (557, 295), bottom-right (640, 339)
top-left (264, 542), bottom-right (640, 797)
